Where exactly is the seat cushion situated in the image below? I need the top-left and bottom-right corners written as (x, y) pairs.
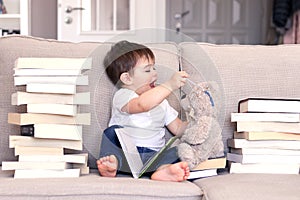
top-left (193, 173), bottom-right (300, 200)
top-left (0, 169), bottom-right (203, 200)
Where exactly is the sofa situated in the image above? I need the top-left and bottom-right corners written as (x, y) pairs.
top-left (0, 35), bottom-right (299, 200)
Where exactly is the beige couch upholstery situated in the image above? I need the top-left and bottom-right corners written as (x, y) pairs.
top-left (0, 35), bottom-right (299, 200)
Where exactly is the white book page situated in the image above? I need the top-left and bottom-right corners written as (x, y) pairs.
top-left (115, 128), bottom-right (143, 178)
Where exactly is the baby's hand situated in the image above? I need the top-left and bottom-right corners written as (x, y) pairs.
top-left (164, 71), bottom-right (189, 91)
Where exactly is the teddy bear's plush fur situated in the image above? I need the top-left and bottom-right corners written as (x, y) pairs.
top-left (178, 81), bottom-right (224, 169)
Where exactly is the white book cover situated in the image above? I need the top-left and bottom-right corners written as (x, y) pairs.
top-left (228, 139), bottom-right (300, 150)
top-left (14, 146), bottom-right (64, 156)
top-left (27, 103), bottom-right (77, 116)
top-left (230, 147), bottom-right (300, 156)
top-left (18, 154), bottom-right (87, 164)
top-left (236, 121), bottom-right (300, 134)
top-left (8, 112), bottom-right (91, 125)
top-left (14, 68), bottom-right (85, 76)
top-left (12, 92), bottom-right (90, 105)
top-left (14, 169), bottom-right (80, 179)
top-left (15, 57), bottom-right (92, 70)
top-left (227, 153), bottom-right (300, 164)
top-left (9, 135), bottom-right (83, 151)
top-left (26, 83), bottom-right (77, 94)
top-left (231, 112), bottom-right (300, 123)
top-left (14, 75), bottom-right (88, 86)
top-left (33, 124), bottom-right (82, 141)
top-left (2, 161), bottom-right (68, 170)
top-left (229, 163), bottom-right (299, 174)
top-left (239, 98), bottom-right (300, 113)
top-left (188, 169), bottom-right (218, 180)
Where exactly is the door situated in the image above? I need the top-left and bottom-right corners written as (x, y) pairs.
top-left (166, 0), bottom-right (271, 44)
top-left (57, 0), bottom-right (166, 42)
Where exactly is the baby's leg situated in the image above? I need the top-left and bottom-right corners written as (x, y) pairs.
top-left (97, 155), bottom-right (118, 177)
top-left (151, 161), bottom-right (190, 182)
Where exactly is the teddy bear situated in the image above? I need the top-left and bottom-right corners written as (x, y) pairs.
top-left (177, 81), bottom-right (224, 169)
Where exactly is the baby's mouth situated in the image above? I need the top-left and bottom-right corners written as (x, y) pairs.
top-left (149, 80), bottom-right (156, 88)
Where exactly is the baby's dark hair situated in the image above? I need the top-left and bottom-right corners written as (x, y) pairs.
top-left (104, 40), bottom-right (155, 86)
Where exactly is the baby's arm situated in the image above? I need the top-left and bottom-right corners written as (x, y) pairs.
top-left (122, 71), bottom-right (188, 114)
top-left (167, 118), bottom-right (188, 136)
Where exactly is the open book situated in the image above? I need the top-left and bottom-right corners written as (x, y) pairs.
top-left (115, 128), bottom-right (178, 178)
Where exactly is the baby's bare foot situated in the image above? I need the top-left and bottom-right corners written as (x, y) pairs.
top-left (151, 162), bottom-right (190, 182)
top-left (97, 155), bottom-right (118, 177)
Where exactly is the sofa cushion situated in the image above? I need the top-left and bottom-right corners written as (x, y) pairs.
top-left (0, 36), bottom-right (181, 169)
top-left (193, 174), bottom-right (300, 200)
top-left (0, 169), bottom-right (203, 200)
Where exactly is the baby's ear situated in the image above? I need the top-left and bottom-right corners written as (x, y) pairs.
top-left (120, 72), bottom-right (133, 85)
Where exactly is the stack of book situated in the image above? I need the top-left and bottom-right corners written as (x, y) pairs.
top-left (228, 98), bottom-right (300, 174)
top-left (2, 57), bottom-right (92, 178)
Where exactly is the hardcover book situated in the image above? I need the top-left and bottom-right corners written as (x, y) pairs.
top-left (12, 91), bottom-right (90, 105)
top-left (231, 112), bottom-right (300, 123)
top-left (229, 162), bottom-right (299, 174)
top-left (13, 169), bottom-right (81, 179)
top-left (238, 97), bottom-right (300, 113)
top-left (15, 57), bottom-right (92, 70)
top-left (14, 146), bottom-right (64, 156)
top-left (8, 112), bottom-right (91, 125)
top-left (14, 75), bottom-right (88, 86)
top-left (233, 131), bottom-right (300, 141)
top-left (20, 124), bottom-right (83, 141)
top-left (9, 135), bottom-right (83, 151)
top-left (26, 103), bottom-right (78, 116)
top-left (227, 153), bottom-right (300, 164)
top-left (236, 121), bottom-right (300, 134)
top-left (227, 139), bottom-right (300, 150)
top-left (14, 68), bottom-right (86, 76)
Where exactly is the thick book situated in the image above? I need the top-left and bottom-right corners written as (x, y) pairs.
top-left (229, 162), bottom-right (299, 174)
top-left (14, 146), bottom-right (64, 156)
top-left (238, 97), bottom-right (300, 113)
top-left (226, 152), bottom-right (300, 164)
top-left (26, 83), bottom-right (77, 94)
top-left (236, 121), bottom-right (300, 134)
top-left (14, 169), bottom-right (80, 179)
top-left (9, 135), bottom-right (83, 151)
top-left (227, 139), bottom-right (300, 150)
top-left (230, 147), bottom-right (300, 156)
top-left (21, 124), bottom-right (83, 141)
top-left (231, 112), bottom-right (300, 123)
top-left (2, 161), bottom-right (69, 170)
top-left (8, 113), bottom-right (91, 125)
top-left (192, 157), bottom-right (226, 171)
top-left (14, 75), bottom-right (88, 86)
top-left (233, 131), bottom-right (300, 141)
top-left (14, 68), bottom-right (86, 76)
top-left (18, 154), bottom-right (87, 164)
top-left (115, 128), bottom-right (178, 179)
top-left (27, 103), bottom-right (78, 116)
top-left (187, 168), bottom-right (218, 180)
top-left (12, 91), bottom-right (90, 105)
top-left (15, 57), bottom-right (92, 70)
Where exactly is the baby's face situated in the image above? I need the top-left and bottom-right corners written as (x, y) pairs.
top-left (131, 57), bottom-right (157, 95)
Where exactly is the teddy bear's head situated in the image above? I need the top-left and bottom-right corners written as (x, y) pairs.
top-left (181, 81), bottom-right (219, 121)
